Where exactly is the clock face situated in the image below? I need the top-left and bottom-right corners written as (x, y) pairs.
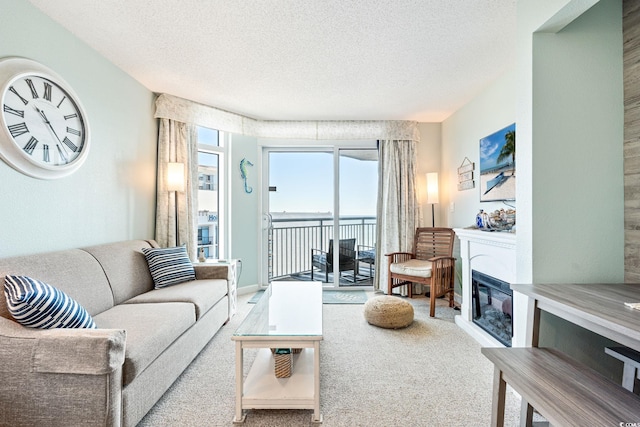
top-left (0, 57), bottom-right (90, 179)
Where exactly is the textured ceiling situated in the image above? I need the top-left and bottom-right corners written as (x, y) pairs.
top-left (27, 0), bottom-right (516, 122)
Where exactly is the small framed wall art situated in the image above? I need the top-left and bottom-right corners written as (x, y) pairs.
top-left (457, 157), bottom-right (475, 191)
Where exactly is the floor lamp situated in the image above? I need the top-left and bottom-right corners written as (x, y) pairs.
top-left (426, 172), bottom-right (439, 227)
top-left (167, 162), bottom-right (185, 246)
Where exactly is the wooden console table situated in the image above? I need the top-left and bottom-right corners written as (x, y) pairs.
top-left (482, 283), bottom-right (640, 426)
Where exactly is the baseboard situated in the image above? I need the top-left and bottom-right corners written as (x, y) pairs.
top-left (237, 284), bottom-right (262, 296)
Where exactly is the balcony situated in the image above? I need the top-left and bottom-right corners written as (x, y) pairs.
top-left (270, 215), bottom-right (376, 286)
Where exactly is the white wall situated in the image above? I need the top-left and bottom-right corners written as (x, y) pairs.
top-left (439, 69), bottom-right (517, 229)
top-left (416, 123), bottom-right (442, 226)
top-left (0, 0), bottom-right (157, 257)
top-left (515, 0), bottom-right (601, 283)
top-left (530, 0), bottom-right (624, 283)
top-left (528, 0), bottom-right (624, 377)
top-left (230, 134), bottom-right (260, 288)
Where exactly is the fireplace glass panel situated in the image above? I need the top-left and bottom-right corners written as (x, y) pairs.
top-left (471, 270), bottom-right (512, 347)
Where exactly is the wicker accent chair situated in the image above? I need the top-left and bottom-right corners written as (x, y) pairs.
top-left (311, 238), bottom-right (357, 282)
top-left (386, 227), bottom-right (456, 317)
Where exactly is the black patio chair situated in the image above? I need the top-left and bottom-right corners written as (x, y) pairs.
top-left (311, 238), bottom-right (357, 282)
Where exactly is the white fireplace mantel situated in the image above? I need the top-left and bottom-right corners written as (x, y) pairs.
top-left (453, 228), bottom-right (518, 347)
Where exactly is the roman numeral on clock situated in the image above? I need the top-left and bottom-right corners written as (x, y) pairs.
top-left (64, 113), bottom-right (77, 120)
top-left (56, 144), bottom-right (68, 164)
top-left (8, 87), bottom-right (28, 105)
top-left (25, 79), bottom-right (38, 99)
top-left (8, 122), bottom-right (29, 138)
top-left (62, 136), bottom-right (78, 152)
top-left (66, 127), bottom-right (80, 137)
top-left (3, 104), bottom-right (24, 117)
top-left (43, 144), bottom-right (50, 162)
top-left (56, 96), bottom-right (66, 109)
top-left (43, 82), bottom-right (52, 102)
top-left (23, 136), bottom-right (38, 154)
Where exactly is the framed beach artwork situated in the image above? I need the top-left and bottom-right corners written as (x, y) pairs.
top-left (479, 123), bottom-right (516, 202)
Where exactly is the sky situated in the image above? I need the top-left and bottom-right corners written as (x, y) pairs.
top-left (269, 151), bottom-right (377, 216)
top-left (479, 123), bottom-right (515, 172)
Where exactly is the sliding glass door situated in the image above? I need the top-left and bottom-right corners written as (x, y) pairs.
top-left (262, 144), bottom-right (377, 288)
top-left (338, 149), bottom-right (377, 286)
top-left (267, 151), bottom-right (333, 283)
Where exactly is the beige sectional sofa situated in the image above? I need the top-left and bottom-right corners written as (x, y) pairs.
top-left (0, 239), bottom-right (234, 427)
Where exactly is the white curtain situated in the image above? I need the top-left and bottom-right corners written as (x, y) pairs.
top-left (374, 139), bottom-right (420, 294)
top-left (154, 93), bottom-right (421, 141)
top-left (155, 118), bottom-right (199, 260)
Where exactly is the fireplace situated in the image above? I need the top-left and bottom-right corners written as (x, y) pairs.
top-left (471, 270), bottom-right (513, 347)
top-left (454, 228), bottom-right (528, 347)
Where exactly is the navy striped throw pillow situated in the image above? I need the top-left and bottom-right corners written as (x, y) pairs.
top-left (3, 275), bottom-right (97, 329)
top-left (142, 245), bottom-right (196, 289)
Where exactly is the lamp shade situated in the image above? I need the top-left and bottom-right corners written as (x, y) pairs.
top-left (426, 172), bottom-right (439, 204)
top-left (167, 162), bottom-right (185, 192)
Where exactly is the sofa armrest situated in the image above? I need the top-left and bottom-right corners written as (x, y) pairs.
top-left (193, 263), bottom-right (229, 280)
top-left (0, 316), bottom-right (125, 427)
top-left (0, 316), bottom-right (125, 375)
top-left (34, 329), bottom-right (126, 375)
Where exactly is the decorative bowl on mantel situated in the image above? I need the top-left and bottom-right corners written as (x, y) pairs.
top-left (474, 209), bottom-right (515, 232)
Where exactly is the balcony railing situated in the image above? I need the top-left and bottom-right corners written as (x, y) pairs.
top-left (198, 237), bottom-right (212, 245)
top-left (269, 215), bottom-right (376, 280)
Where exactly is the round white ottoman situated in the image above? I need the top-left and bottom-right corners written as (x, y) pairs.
top-left (364, 295), bottom-right (414, 329)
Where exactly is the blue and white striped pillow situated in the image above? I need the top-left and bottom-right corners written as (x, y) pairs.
top-left (3, 275), bottom-right (96, 329)
top-left (142, 245), bottom-right (196, 289)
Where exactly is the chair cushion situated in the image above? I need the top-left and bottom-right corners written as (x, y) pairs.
top-left (389, 259), bottom-right (432, 278)
top-left (313, 254), bottom-right (327, 265)
top-left (364, 295), bottom-right (414, 329)
top-left (3, 275), bottom-right (96, 329)
top-left (93, 302), bottom-right (195, 385)
top-left (142, 245), bottom-right (196, 289)
top-left (358, 249), bottom-right (376, 263)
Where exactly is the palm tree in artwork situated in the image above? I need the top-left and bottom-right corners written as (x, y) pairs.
top-left (496, 130), bottom-right (515, 176)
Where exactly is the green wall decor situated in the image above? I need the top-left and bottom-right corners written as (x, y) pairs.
top-left (240, 157), bottom-right (254, 194)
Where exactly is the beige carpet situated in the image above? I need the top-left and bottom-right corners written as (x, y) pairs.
top-left (138, 292), bottom-right (523, 426)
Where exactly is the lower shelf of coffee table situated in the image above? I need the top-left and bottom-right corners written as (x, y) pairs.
top-left (243, 347), bottom-right (316, 408)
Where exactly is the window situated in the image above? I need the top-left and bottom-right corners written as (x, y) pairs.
top-left (196, 126), bottom-right (224, 259)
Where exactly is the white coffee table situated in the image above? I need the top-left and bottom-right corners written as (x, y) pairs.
top-left (232, 281), bottom-right (323, 423)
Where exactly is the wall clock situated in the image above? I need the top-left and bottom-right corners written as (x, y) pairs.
top-left (0, 57), bottom-right (90, 179)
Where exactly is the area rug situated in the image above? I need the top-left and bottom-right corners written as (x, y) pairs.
top-left (137, 293), bottom-right (524, 426)
top-left (248, 289), bottom-right (368, 304)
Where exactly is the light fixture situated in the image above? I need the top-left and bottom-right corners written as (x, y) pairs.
top-left (426, 172), bottom-right (439, 227)
top-left (167, 162), bottom-right (185, 246)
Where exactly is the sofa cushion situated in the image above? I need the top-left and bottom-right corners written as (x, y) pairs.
top-left (4, 275), bottom-right (96, 329)
top-left (0, 249), bottom-right (114, 319)
top-left (93, 302), bottom-right (195, 385)
top-left (124, 279), bottom-right (227, 320)
top-left (82, 240), bottom-right (155, 305)
top-left (142, 245), bottom-right (196, 289)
